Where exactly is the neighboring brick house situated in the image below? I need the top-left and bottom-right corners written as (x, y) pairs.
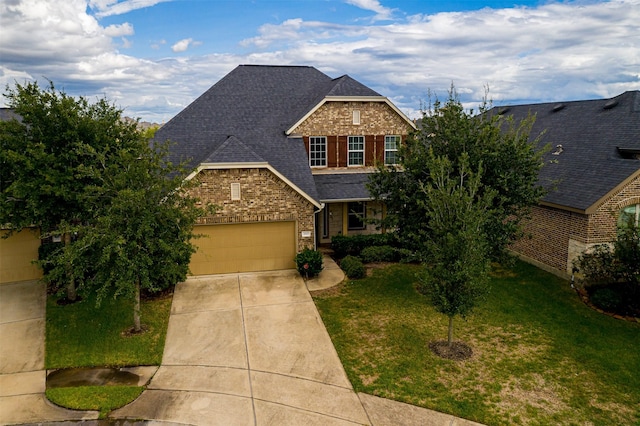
top-left (499, 91), bottom-right (640, 278)
top-left (155, 65), bottom-right (415, 275)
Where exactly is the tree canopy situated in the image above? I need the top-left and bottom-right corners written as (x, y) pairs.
top-left (0, 81), bottom-right (144, 300)
top-left (368, 87), bottom-right (547, 262)
top-left (1, 82), bottom-right (209, 329)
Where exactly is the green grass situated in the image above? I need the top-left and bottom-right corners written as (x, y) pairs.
top-left (46, 386), bottom-right (144, 419)
top-left (46, 292), bottom-right (172, 368)
top-left (45, 291), bottom-right (172, 417)
top-left (313, 261), bottom-right (640, 426)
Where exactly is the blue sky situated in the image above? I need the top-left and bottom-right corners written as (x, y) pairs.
top-left (1, 0), bottom-right (639, 122)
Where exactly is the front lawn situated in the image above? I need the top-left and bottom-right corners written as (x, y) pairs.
top-left (46, 292), bottom-right (172, 369)
top-left (313, 261), bottom-right (640, 425)
top-left (45, 291), bottom-right (172, 417)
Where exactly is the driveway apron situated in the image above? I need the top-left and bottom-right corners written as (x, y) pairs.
top-left (112, 270), bottom-right (370, 425)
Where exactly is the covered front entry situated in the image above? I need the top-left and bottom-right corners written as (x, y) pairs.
top-left (189, 221), bottom-right (296, 275)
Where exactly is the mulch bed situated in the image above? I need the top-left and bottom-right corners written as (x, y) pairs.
top-left (429, 340), bottom-right (473, 361)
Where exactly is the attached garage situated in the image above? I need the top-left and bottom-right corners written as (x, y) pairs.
top-left (0, 229), bottom-right (42, 284)
top-left (189, 221), bottom-right (297, 275)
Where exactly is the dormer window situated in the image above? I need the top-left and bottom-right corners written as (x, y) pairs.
top-left (352, 110), bottom-right (361, 125)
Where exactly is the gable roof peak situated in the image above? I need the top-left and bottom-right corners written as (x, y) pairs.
top-left (326, 74), bottom-right (381, 97)
top-left (204, 135), bottom-right (265, 164)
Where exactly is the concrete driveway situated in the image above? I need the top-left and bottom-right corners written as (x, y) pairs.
top-left (1, 259), bottom-right (483, 425)
top-left (112, 270), bottom-right (370, 425)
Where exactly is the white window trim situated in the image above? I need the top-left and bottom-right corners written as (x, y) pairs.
top-left (348, 135), bottom-right (365, 167)
top-left (309, 136), bottom-right (327, 167)
top-left (384, 135), bottom-right (400, 165)
top-left (231, 183), bottom-right (241, 201)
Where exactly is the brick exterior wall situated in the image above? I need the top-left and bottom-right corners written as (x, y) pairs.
top-left (190, 168), bottom-right (316, 252)
top-left (295, 101), bottom-right (413, 168)
top-left (511, 173), bottom-right (640, 276)
top-left (293, 101), bottom-right (411, 136)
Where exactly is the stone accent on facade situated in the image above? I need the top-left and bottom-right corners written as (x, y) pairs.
top-left (190, 168), bottom-right (317, 252)
top-left (511, 173), bottom-right (640, 275)
top-left (292, 101), bottom-right (411, 136)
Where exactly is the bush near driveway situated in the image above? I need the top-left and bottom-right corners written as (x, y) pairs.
top-left (312, 261), bottom-right (640, 426)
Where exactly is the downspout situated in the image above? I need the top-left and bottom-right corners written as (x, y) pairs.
top-left (313, 203), bottom-right (325, 250)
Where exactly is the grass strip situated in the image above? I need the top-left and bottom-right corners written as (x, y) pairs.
top-left (313, 261), bottom-right (640, 426)
top-left (46, 386), bottom-right (143, 419)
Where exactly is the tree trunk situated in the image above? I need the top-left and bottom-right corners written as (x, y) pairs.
top-left (447, 316), bottom-right (454, 348)
top-left (133, 279), bottom-right (141, 332)
top-left (64, 232), bottom-right (77, 302)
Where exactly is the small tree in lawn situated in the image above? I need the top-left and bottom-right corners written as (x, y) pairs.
top-left (74, 140), bottom-right (210, 332)
top-left (0, 81), bottom-right (142, 301)
top-left (417, 150), bottom-right (494, 350)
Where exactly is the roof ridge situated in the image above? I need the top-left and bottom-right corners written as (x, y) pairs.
top-left (205, 135), bottom-right (265, 163)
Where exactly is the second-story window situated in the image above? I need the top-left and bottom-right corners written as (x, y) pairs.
top-left (309, 136), bottom-right (327, 167)
top-left (385, 135), bottom-right (400, 165)
top-left (348, 136), bottom-right (364, 166)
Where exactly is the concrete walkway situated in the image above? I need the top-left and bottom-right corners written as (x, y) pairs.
top-left (0, 257), bottom-right (483, 425)
top-left (0, 280), bottom-right (98, 424)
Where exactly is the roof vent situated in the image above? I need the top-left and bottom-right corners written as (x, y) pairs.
top-left (603, 99), bottom-right (618, 110)
top-left (617, 147), bottom-right (640, 160)
top-left (552, 103), bottom-right (565, 112)
top-left (552, 144), bottom-right (564, 155)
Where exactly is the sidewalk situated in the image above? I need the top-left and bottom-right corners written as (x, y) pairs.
top-left (0, 280), bottom-right (98, 424)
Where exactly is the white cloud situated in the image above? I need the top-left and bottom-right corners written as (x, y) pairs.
top-left (344, 0), bottom-right (394, 21)
top-left (104, 22), bottom-right (134, 37)
top-left (0, 0), bottom-right (638, 123)
top-left (171, 38), bottom-right (194, 53)
top-left (89, 0), bottom-right (170, 18)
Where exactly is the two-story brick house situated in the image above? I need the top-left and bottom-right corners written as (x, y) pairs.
top-left (155, 65), bottom-right (415, 275)
top-left (500, 91), bottom-right (640, 278)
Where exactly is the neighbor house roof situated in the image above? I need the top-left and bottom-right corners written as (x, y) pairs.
top-left (0, 108), bottom-right (21, 122)
top-left (495, 91), bottom-right (640, 213)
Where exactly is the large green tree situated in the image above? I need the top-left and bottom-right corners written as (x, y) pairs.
top-left (70, 140), bottom-right (209, 332)
top-left (368, 87), bottom-right (547, 262)
top-left (0, 82), bottom-right (142, 300)
top-left (417, 151), bottom-right (495, 347)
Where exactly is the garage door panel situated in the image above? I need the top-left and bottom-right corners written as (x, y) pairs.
top-left (0, 229), bottom-right (43, 284)
top-left (190, 222), bottom-right (296, 275)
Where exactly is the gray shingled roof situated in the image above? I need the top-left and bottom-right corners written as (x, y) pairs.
top-left (0, 108), bottom-right (21, 122)
top-left (495, 91), bottom-right (640, 212)
top-left (154, 65), bottom-right (385, 203)
top-left (313, 173), bottom-right (374, 201)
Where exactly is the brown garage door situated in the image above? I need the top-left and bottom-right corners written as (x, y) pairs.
top-left (0, 229), bottom-right (42, 284)
top-left (189, 221), bottom-right (296, 275)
